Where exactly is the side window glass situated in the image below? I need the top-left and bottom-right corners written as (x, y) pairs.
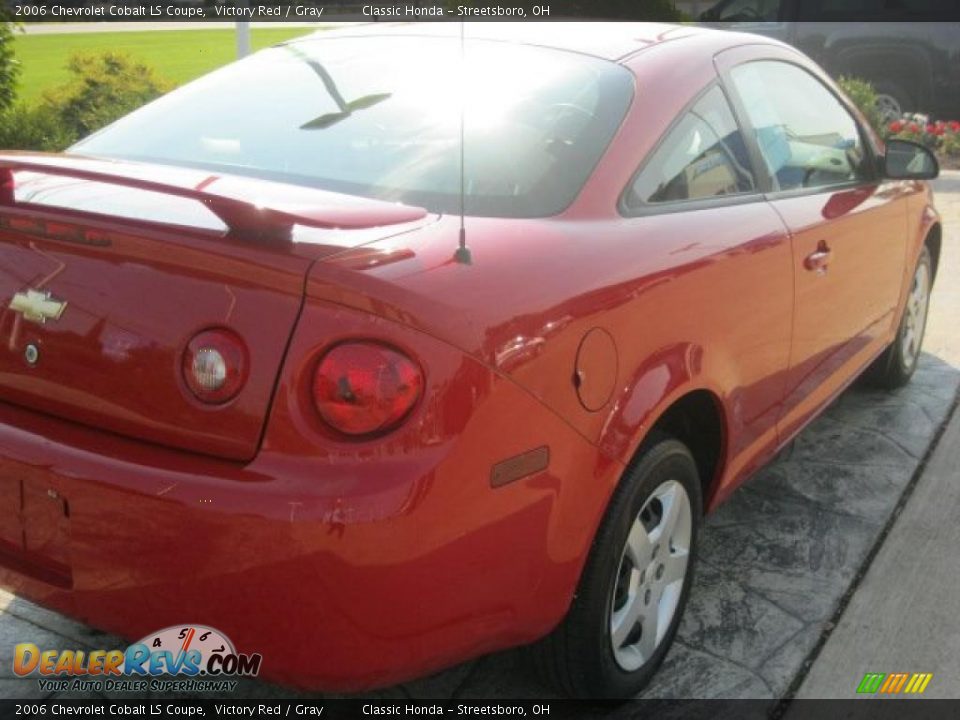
top-left (626, 86), bottom-right (755, 209)
top-left (730, 61), bottom-right (869, 192)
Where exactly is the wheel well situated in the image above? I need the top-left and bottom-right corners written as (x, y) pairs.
top-left (644, 390), bottom-right (725, 506)
top-left (926, 223), bottom-right (942, 282)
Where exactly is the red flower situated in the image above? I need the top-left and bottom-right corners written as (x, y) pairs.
top-left (949, 120), bottom-right (960, 133)
top-left (889, 120), bottom-right (904, 133)
top-left (926, 123), bottom-right (937, 134)
top-left (909, 122), bottom-right (921, 133)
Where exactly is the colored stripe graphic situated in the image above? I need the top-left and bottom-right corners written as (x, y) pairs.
top-left (857, 673), bottom-right (886, 693)
top-left (857, 672), bottom-right (933, 694)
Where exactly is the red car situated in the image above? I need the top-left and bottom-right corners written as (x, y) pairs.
top-left (0, 23), bottom-right (940, 697)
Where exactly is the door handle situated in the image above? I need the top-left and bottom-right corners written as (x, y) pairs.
top-left (804, 241), bottom-right (832, 273)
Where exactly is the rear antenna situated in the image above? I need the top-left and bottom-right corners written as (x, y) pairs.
top-left (453, 21), bottom-right (473, 265)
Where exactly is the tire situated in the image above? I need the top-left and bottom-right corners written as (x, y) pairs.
top-left (866, 245), bottom-right (932, 389)
top-left (528, 436), bottom-right (702, 698)
top-left (872, 79), bottom-right (915, 123)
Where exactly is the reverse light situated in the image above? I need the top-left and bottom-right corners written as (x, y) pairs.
top-left (312, 341), bottom-right (423, 437)
top-left (183, 329), bottom-right (249, 404)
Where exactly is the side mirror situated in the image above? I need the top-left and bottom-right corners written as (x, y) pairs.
top-left (883, 139), bottom-right (939, 180)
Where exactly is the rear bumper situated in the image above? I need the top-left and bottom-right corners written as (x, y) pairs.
top-left (0, 366), bottom-right (619, 690)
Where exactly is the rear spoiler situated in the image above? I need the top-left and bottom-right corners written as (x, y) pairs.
top-left (0, 152), bottom-right (427, 242)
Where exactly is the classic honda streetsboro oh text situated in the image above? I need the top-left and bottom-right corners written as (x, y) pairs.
top-left (0, 24), bottom-right (940, 696)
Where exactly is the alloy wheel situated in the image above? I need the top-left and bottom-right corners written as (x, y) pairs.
top-left (609, 479), bottom-right (692, 672)
top-left (901, 259), bottom-right (930, 370)
top-left (875, 94), bottom-right (903, 124)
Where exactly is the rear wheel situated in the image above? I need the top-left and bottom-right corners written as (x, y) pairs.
top-left (529, 437), bottom-right (701, 698)
top-left (867, 246), bottom-right (932, 389)
top-left (873, 79), bottom-right (914, 123)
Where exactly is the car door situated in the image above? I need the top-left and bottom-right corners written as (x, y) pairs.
top-left (620, 84), bottom-right (795, 486)
top-left (719, 52), bottom-right (908, 440)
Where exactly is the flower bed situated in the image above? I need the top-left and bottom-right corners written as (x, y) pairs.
top-left (886, 115), bottom-right (960, 171)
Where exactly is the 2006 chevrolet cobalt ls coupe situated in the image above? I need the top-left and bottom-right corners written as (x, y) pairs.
top-left (0, 23), bottom-right (940, 697)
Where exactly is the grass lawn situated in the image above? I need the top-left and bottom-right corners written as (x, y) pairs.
top-left (13, 27), bottom-right (314, 101)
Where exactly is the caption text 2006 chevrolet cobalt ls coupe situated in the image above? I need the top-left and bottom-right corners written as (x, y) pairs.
top-left (0, 23), bottom-right (940, 697)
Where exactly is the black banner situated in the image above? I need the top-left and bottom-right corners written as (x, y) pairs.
top-left (5, 0), bottom-right (960, 22)
top-left (1, 700), bottom-right (960, 720)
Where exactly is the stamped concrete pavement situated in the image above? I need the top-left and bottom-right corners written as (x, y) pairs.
top-left (790, 406), bottom-right (960, 700)
top-left (790, 171), bottom-right (960, 701)
top-left (0, 173), bottom-right (957, 702)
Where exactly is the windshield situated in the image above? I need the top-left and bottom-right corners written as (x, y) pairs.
top-left (73, 35), bottom-right (634, 219)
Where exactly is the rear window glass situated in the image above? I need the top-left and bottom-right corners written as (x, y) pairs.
top-left (625, 86), bottom-right (755, 208)
top-left (73, 36), bottom-right (634, 219)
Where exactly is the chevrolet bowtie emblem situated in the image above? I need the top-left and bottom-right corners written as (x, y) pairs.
top-left (9, 289), bottom-right (67, 324)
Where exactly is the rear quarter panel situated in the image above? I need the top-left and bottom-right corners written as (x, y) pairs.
top-left (307, 32), bottom-right (798, 512)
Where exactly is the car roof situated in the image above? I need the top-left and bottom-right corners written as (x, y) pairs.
top-left (290, 22), bottom-right (751, 63)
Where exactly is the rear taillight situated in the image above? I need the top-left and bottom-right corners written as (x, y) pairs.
top-left (0, 213), bottom-right (117, 247)
top-left (312, 341), bottom-right (423, 437)
top-left (182, 329), bottom-right (248, 404)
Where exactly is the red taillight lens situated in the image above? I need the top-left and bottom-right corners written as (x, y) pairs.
top-left (182, 329), bottom-right (248, 404)
top-left (1, 213), bottom-right (131, 247)
top-left (312, 342), bottom-right (423, 437)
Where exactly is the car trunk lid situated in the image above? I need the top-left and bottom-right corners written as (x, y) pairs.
top-left (0, 153), bottom-right (430, 461)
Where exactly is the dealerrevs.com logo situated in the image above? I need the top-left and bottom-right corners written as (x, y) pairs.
top-left (13, 624), bottom-right (262, 693)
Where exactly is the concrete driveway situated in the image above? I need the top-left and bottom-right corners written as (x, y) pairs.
top-left (1, 173), bottom-right (958, 702)
top-left (790, 172), bottom-right (960, 701)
